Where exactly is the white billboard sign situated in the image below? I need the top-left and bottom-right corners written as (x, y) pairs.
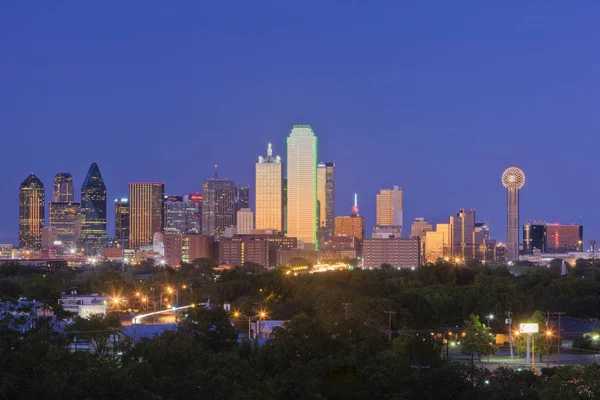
top-left (519, 323), bottom-right (539, 333)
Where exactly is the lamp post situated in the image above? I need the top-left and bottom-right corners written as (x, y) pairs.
top-left (545, 330), bottom-right (553, 368)
top-left (232, 310), bottom-right (267, 339)
top-left (486, 315), bottom-right (494, 362)
top-left (592, 335), bottom-right (599, 363)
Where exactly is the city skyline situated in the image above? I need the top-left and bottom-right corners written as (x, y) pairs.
top-left (3, 154), bottom-right (590, 250)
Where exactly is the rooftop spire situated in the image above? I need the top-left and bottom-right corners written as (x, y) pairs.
top-left (214, 164), bottom-right (219, 179)
top-left (352, 193), bottom-right (359, 216)
top-left (267, 143), bottom-right (272, 157)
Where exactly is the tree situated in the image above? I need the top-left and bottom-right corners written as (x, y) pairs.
top-left (67, 313), bottom-right (122, 357)
top-left (461, 314), bottom-right (497, 360)
top-left (392, 334), bottom-right (443, 367)
top-left (180, 306), bottom-right (237, 352)
top-left (539, 364), bottom-right (600, 399)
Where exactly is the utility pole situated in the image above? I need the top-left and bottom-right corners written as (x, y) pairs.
top-left (384, 311), bottom-right (396, 342)
top-left (341, 303), bottom-right (350, 319)
top-left (554, 311), bottom-right (565, 367)
top-left (506, 311), bottom-right (514, 358)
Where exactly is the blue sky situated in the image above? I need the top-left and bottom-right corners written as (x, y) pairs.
top-left (1, 1), bottom-right (599, 245)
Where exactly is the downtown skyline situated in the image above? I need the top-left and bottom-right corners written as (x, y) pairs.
top-left (2, 3), bottom-right (598, 246)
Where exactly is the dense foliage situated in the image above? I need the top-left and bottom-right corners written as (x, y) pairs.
top-left (2, 259), bottom-right (600, 399)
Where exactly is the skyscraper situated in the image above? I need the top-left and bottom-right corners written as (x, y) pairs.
top-left (287, 125), bottom-right (318, 248)
top-left (183, 193), bottom-right (202, 234)
top-left (502, 167), bottom-right (525, 261)
top-left (19, 173), bottom-right (45, 250)
top-left (53, 173), bottom-right (74, 202)
top-left (317, 162), bottom-right (335, 246)
top-left (375, 185), bottom-right (403, 236)
top-left (450, 208), bottom-right (476, 259)
top-left (164, 195), bottom-right (192, 235)
top-left (255, 143), bottom-right (283, 232)
top-left (235, 185), bottom-right (250, 212)
top-left (79, 162), bottom-right (108, 255)
top-left (129, 182), bottom-right (165, 249)
top-left (202, 167), bottom-right (236, 238)
top-left (114, 198), bottom-right (130, 249)
top-left (49, 202), bottom-right (80, 249)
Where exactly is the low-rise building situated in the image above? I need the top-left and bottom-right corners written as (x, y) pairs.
top-left (59, 293), bottom-right (108, 318)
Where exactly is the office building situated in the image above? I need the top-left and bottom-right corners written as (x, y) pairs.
top-left (502, 167), bottom-right (525, 261)
top-left (19, 173), bottom-right (45, 250)
top-left (363, 237), bottom-right (420, 269)
top-left (163, 234), bottom-right (213, 266)
top-left (41, 226), bottom-right (59, 257)
top-left (450, 208), bottom-right (476, 259)
top-left (410, 217), bottom-right (433, 264)
top-left (53, 173), bottom-right (74, 203)
top-left (425, 224), bottom-right (451, 262)
top-left (78, 162), bottom-right (108, 256)
top-left (202, 167), bottom-right (236, 238)
top-left (255, 143), bottom-right (283, 232)
top-left (114, 198), bottom-right (130, 248)
top-left (375, 185), bottom-right (403, 237)
top-left (334, 216), bottom-right (365, 241)
top-left (164, 195), bottom-right (187, 235)
top-left (283, 177), bottom-right (288, 234)
top-left (523, 221), bottom-right (583, 253)
top-left (184, 193), bottom-right (203, 234)
top-left (49, 202), bottom-right (81, 249)
top-left (410, 217), bottom-right (433, 239)
top-left (129, 182), bottom-right (164, 249)
top-left (236, 208), bottom-right (254, 235)
top-left (219, 237), bottom-right (269, 267)
top-left (235, 185), bottom-right (250, 212)
top-left (287, 125), bottom-right (318, 248)
top-left (317, 162), bottom-right (335, 246)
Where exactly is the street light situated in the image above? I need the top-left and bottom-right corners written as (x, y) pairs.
top-left (232, 310), bottom-right (268, 339)
top-left (592, 335), bottom-right (600, 362)
top-left (487, 314), bottom-right (494, 327)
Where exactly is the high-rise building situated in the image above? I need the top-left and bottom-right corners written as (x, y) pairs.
top-left (334, 215), bottom-right (365, 241)
top-left (202, 167), bottom-right (236, 238)
top-left (114, 198), bottom-right (130, 248)
top-left (410, 217), bottom-right (433, 265)
top-left (19, 173), bottom-right (45, 250)
top-left (53, 173), bottom-right (74, 203)
top-left (502, 167), bottom-right (525, 261)
top-left (317, 162), bottom-right (335, 246)
top-left (363, 237), bottom-right (420, 269)
top-left (164, 195), bottom-right (187, 235)
top-left (255, 143), bottom-right (283, 232)
top-left (425, 223), bottom-right (451, 263)
top-left (283, 177), bottom-right (288, 235)
top-left (41, 226), bottom-right (58, 253)
top-left (163, 234), bottom-right (213, 266)
top-left (235, 185), bottom-right (250, 212)
top-left (375, 185), bottom-right (403, 237)
top-left (236, 208), bottom-right (254, 235)
top-left (184, 194), bottom-right (203, 234)
top-left (287, 125), bottom-right (318, 248)
top-left (49, 202), bottom-right (81, 249)
top-left (129, 182), bottom-right (164, 249)
top-left (450, 208), bottom-right (476, 259)
top-left (523, 221), bottom-right (583, 253)
top-left (410, 217), bottom-right (433, 239)
top-left (78, 162), bottom-right (108, 256)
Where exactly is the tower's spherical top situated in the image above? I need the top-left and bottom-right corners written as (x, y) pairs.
top-left (502, 167), bottom-right (525, 189)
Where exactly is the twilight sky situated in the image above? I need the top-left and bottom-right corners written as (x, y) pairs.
top-left (1, 2), bottom-right (600, 246)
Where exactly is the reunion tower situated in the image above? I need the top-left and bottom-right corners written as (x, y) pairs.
top-left (502, 167), bottom-right (525, 262)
